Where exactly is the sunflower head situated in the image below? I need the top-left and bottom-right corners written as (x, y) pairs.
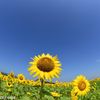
top-left (28, 53), bottom-right (62, 80)
top-left (8, 72), bottom-right (14, 78)
top-left (51, 92), bottom-right (61, 97)
top-left (0, 72), bottom-right (3, 79)
top-left (7, 82), bottom-right (13, 87)
top-left (17, 74), bottom-right (25, 83)
top-left (2, 76), bottom-right (8, 81)
top-left (25, 80), bottom-right (33, 85)
top-left (27, 92), bottom-right (32, 95)
top-left (73, 75), bottom-right (90, 96)
top-left (71, 89), bottom-right (78, 100)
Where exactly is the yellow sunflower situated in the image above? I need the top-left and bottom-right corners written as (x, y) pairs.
top-left (72, 75), bottom-right (90, 96)
top-left (27, 92), bottom-right (32, 96)
top-left (51, 92), bottom-right (61, 97)
top-left (2, 76), bottom-right (8, 81)
top-left (8, 72), bottom-right (14, 78)
top-left (7, 82), bottom-right (13, 87)
top-left (71, 89), bottom-right (78, 100)
top-left (24, 80), bottom-right (33, 85)
top-left (0, 72), bottom-right (3, 79)
top-left (28, 53), bottom-right (62, 80)
top-left (17, 74), bottom-right (25, 83)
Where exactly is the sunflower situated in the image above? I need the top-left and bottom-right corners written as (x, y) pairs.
top-left (24, 80), bottom-right (33, 85)
top-left (2, 76), bottom-right (8, 81)
top-left (28, 53), bottom-right (62, 80)
top-left (51, 92), bottom-right (61, 97)
top-left (0, 72), bottom-right (3, 79)
top-left (72, 75), bottom-right (90, 96)
top-left (27, 92), bottom-right (32, 96)
top-left (17, 74), bottom-right (25, 83)
top-left (7, 82), bottom-right (13, 87)
top-left (8, 72), bottom-right (14, 78)
top-left (13, 78), bottom-right (18, 83)
top-left (71, 89), bottom-right (78, 100)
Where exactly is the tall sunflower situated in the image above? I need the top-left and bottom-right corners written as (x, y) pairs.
top-left (28, 53), bottom-right (62, 80)
top-left (72, 75), bottom-right (90, 96)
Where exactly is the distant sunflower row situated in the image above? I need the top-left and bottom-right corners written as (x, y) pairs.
top-left (0, 72), bottom-right (39, 86)
top-left (0, 72), bottom-right (70, 87)
top-left (0, 72), bottom-right (91, 99)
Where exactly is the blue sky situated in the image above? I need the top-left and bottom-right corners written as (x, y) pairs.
top-left (0, 0), bottom-right (100, 81)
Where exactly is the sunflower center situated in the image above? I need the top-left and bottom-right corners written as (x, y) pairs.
top-left (20, 76), bottom-right (23, 80)
top-left (10, 73), bottom-right (14, 77)
top-left (78, 81), bottom-right (86, 91)
top-left (37, 57), bottom-right (54, 72)
top-left (8, 83), bottom-right (11, 85)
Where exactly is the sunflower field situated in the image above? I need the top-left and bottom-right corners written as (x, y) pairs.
top-left (0, 54), bottom-right (100, 100)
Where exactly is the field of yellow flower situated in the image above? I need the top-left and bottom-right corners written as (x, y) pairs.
top-left (0, 72), bottom-right (100, 100)
top-left (0, 54), bottom-right (100, 100)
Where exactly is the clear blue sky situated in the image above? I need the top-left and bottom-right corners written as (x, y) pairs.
top-left (0, 0), bottom-right (100, 81)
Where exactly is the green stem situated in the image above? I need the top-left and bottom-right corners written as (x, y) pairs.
top-left (40, 78), bottom-right (44, 100)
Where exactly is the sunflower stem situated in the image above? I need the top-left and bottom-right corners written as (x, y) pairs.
top-left (40, 78), bottom-right (44, 100)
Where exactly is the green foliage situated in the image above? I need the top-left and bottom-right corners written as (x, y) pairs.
top-left (0, 79), bottom-right (100, 100)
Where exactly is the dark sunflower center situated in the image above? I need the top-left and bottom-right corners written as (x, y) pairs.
top-left (27, 81), bottom-right (30, 83)
top-left (37, 57), bottom-right (54, 72)
top-left (8, 83), bottom-right (11, 86)
top-left (20, 76), bottom-right (23, 80)
top-left (78, 81), bottom-right (86, 91)
top-left (3, 77), bottom-right (7, 80)
top-left (11, 74), bottom-right (14, 77)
